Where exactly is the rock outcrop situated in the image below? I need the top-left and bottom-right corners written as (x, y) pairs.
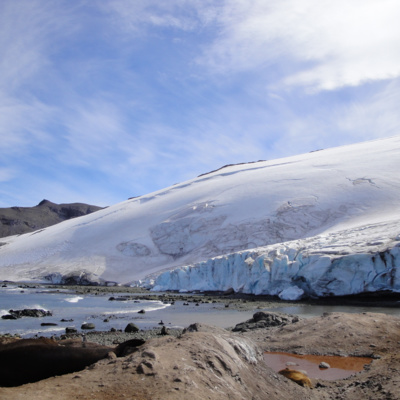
top-left (0, 199), bottom-right (103, 238)
top-left (1, 309), bottom-right (52, 320)
top-left (232, 311), bottom-right (300, 332)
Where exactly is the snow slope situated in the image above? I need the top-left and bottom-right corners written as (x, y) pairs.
top-left (1, 136), bottom-right (400, 298)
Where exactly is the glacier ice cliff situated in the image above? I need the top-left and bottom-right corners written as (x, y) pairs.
top-left (149, 219), bottom-right (400, 299)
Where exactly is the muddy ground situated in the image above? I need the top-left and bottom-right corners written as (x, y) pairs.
top-left (1, 286), bottom-right (400, 399)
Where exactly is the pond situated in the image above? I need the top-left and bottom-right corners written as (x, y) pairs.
top-left (264, 352), bottom-right (373, 380)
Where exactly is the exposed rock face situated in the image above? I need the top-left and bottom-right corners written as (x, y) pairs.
top-left (44, 271), bottom-right (106, 286)
top-left (0, 199), bottom-right (103, 238)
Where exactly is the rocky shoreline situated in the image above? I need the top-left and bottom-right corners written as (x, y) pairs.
top-left (2, 309), bottom-right (400, 399)
top-left (35, 283), bottom-right (400, 309)
top-left (2, 283), bottom-right (400, 343)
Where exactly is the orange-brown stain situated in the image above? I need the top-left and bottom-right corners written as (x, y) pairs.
top-left (265, 352), bottom-right (372, 380)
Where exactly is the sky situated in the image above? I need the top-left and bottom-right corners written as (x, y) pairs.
top-left (1, 0), bottom-right (400, 208)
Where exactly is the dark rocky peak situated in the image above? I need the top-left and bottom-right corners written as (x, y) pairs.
top-left (37, 199), bottom-right (55, 207)
top-left (0, 200), bottom-right (104, 238)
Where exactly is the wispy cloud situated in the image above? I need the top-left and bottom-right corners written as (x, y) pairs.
top-left (195, 0), bottom-right (400, 91)
top-left (1, 0), bottom-right (400, 208)
top-left (337, 79), bottom-right (400, 139)
top-left (104, 0), bottom-right (217, 34)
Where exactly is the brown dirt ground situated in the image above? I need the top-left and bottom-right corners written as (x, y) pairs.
top-left (1, 312), bottom-right (400, 399)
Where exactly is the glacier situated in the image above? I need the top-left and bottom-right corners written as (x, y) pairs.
top-left (150, 219), bottom-right (400, 299)
top-left (1, 135), bottom-right (400, 298)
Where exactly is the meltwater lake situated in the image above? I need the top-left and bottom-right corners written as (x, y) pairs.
top-left (0, 285), bottom-right (258, 337)
top-left (2, 285), bottom-right (400, 338)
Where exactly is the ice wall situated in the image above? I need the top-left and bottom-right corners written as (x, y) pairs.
top-left (150, 220), bottom-right (400, 299)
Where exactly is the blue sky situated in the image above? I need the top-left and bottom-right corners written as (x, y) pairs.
top-left (1, 0), bottom-right (400, 207)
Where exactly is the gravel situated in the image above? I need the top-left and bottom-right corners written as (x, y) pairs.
top-left (55, 327), bottom-right (184, 347)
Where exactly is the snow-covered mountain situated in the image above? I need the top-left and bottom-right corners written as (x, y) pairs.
top-left (1, 136), bottom-right (400, 298)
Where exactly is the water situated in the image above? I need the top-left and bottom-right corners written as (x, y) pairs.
top-left (0, 286), bottom-right (256, 337)
top-left (2, 285), bottom-right (400, 338)
top-left (264, 352), bottom-right (373, 380)
top-left (0, 286), bottom-right (171, 337)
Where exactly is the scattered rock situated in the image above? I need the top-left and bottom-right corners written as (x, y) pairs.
top-left (319, 362), bottom-right (330, 369)
top-left (124, 323), bottom-right (139, 333)
top-left (81, 323), bottom-right (95, 330)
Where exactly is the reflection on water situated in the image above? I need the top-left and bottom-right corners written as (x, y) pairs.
top-left (264, 352), bottom-right (373, 380)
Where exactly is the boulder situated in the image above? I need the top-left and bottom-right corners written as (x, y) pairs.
top-left (81, 323), bottom-right (95, 330)
top-left (1, 314), bottom-right (17, 320)
top-left (279, 368), bottom-right (313, 388)
top-left (124, 323), bottom-right (139, 333)
top-left (232, 311), bottom-right (300, 332)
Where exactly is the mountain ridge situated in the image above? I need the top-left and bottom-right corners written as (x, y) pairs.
top-left (0, 200), bottom-right (103, 238)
